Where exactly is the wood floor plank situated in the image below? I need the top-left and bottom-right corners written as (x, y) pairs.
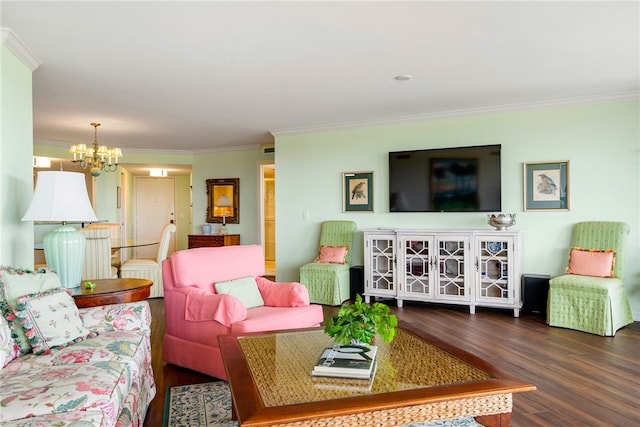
top-left (144, 298), bottom-right (640, 426)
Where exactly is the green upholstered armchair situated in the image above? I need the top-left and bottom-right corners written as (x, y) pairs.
top-left (299, 220), bottom-right (357, 306)
top-left (547, 221), bottom-right (633, 336)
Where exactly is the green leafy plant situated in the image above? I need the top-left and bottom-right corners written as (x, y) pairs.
top-left (324, 294), bottom-right (398, 345)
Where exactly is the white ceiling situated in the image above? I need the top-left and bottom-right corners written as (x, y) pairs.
top-left (2, 1), bottom-right (639, 161)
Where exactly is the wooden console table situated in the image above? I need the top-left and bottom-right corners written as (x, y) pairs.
top-left (70, 278), bottom-right (152, 308)
top-left (188, 234), bottom-right (240, 249)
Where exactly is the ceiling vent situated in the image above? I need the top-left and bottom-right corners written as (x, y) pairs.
top-left (261, 143), bottom-right (275, 154)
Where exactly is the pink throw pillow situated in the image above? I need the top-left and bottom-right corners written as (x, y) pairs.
top-left (567, 247), bottom-right (615, 278)
top-left (315, 246), bottom-right (348, 264)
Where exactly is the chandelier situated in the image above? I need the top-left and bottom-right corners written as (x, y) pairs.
top-left (69, 123), bottom-right (122, 177)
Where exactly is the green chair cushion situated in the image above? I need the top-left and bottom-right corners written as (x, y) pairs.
top-left (549, 275), bottom-right (623, 294)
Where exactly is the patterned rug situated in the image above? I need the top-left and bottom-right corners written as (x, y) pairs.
top-left (164, 381), bottom-right (235, 427)
top-left (163, 381), bottom-right (483, 427)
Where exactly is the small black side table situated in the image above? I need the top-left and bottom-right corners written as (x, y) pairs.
top-left (521, 274), bottom-right (550, 316)
top-left (349, 266), bottom-right (364, 301)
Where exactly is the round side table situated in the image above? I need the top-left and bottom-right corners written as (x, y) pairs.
top-left (70, 278), bottom-right (153, 308)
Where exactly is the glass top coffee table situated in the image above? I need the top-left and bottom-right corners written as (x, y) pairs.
top-left (219, 324), bottom-right (535, 426)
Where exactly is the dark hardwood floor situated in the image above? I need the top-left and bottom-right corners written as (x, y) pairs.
top-left (144, 298), bottom-right (639, 427)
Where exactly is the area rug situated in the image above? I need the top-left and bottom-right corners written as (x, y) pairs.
top-left (163, 381), bottom-right (482, 427)
top-left (163, 381), bottom-right (235, 427)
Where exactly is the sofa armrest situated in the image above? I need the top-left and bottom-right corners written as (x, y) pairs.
top-left (184, 287), bottom-right (247, 327)
top-left (79, 301), bottom-right (151, 334)
top-left (256, 276), bottom-right (310, 307)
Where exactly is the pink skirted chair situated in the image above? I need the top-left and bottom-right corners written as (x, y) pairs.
top-left (162, 245), bottom-right (324, 380)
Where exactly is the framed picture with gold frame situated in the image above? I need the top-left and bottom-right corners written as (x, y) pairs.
top-left (343, 172), bottom-right (373, 212)
top-left (206, 178), bottom-right (239, 223)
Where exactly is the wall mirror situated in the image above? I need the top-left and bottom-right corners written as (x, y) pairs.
top-left (206, 178), bottom-right (239, 224)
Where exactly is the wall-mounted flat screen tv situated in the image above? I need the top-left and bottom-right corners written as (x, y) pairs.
top-left (389, 144), bottom-right (501, 212)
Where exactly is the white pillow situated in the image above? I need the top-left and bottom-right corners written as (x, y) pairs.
top-left (214, 276), bottom-right (265, 309)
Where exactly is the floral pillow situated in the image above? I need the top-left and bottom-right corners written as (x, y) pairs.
top-left (315, 246), bottom-right (348, 264)
top-left (14, 288), bottom-right (95, 355)
top-left (0, 266), bottom-right (62, 354)
top-left (0, 315), bottom-right (20, 368)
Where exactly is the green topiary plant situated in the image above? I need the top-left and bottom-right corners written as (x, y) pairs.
top-left (324, 294), bottom-right (398, 345)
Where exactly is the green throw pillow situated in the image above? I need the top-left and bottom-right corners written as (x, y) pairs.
top-left (214, 276), bottom-right (265, 308)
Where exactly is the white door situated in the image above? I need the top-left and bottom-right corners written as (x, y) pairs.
top-left (134, 177), bottom-right (176, 258)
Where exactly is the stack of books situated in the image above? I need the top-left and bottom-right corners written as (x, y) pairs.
top-left (311, 375), bottom-right (376, 392)
top-left (311, 343), bottom-right (378, 380)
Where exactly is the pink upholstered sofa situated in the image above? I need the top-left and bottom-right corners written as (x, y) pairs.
top-left (162, 245), bottom-right (324, 379)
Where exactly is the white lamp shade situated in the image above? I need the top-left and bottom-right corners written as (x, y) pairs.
top-left (216, 195), bottom-right (232, 208)
top-left (22, 171), bottom-right (97, 222)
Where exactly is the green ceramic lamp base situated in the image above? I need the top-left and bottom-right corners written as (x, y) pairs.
top-left (43, 224), bottom-right (86, 289)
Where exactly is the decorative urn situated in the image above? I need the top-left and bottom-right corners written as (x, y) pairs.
top-left (487, 213), bottom-right (516, 230)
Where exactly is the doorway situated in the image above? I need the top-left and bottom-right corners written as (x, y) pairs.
top-left (133, 176), bottom-right (177, 259)
top-left (260, 163), bottom-right (275, 277)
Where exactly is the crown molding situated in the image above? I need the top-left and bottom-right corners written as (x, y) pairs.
top-left (271, 90), bottom-right (640, 136)
top-left (0, 28), bottom-right (42, 72)
top-left (34, 137), bottom-right (192, 155)
top-left (191, 143), bottom-right (261, 154)
top-left (34, 137), bottom-right (261, 155)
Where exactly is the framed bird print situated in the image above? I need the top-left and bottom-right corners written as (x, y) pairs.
top-left (523, 161), bottom-right (569, 211)
top-left (343, 171), bottom-right (373, 212)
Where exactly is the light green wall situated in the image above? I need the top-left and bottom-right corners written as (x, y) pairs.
top-left (94, 171), bottom-right (119, 221)
top-left (0, 45), bottom-right (35, 268)
top-left (191, 149), bottom-right (273, 243)
top-left (274, 100), bottom-right (640, 317)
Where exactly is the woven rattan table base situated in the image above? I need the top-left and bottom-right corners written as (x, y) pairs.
top-left (267, 393), bottom-right (512, 427)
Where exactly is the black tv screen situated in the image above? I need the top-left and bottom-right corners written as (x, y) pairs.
top-left (389, 144), bottom-right (501, 212)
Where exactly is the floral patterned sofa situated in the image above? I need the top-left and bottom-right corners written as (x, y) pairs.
top-left (0, 267), bottom-right (155, 426)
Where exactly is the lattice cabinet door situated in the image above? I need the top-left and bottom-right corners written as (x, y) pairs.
top-left (435, 235), bottom-right (472, 303)
top-left (474, 234), bottom-right (521, 315)
top-left (397, 235), bottom-right (435, 305)
top-left (363, 232), bottom-right (397, 303)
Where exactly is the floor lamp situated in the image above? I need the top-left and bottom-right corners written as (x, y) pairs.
top-left (22, 171), bottom-right (97, 288)
top-left (216, 194), bottom-right (232, 235)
